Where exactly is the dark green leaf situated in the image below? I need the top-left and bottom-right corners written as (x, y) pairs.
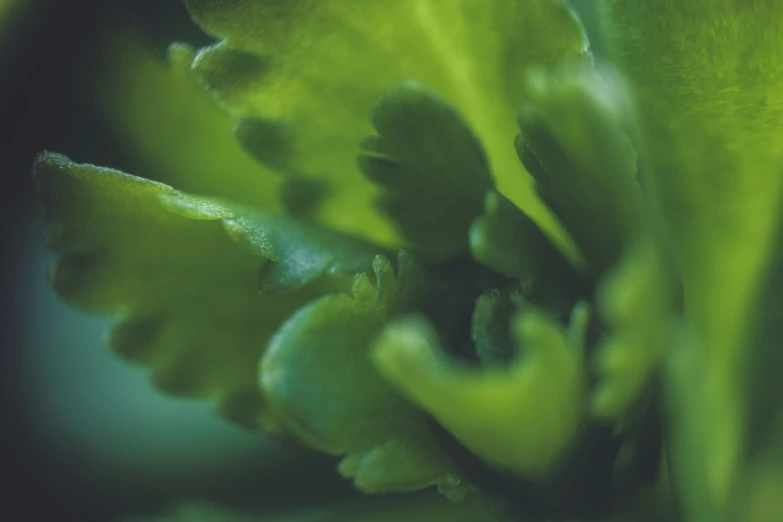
top-left (732, 197), bottom-right (783, 521)
top-left (516, 70), bottom-right (641, 280)
top-left (360, 82), bottom-right (493, 258)
top-left (261, 252), bottom-right (464, 495)
top-left (590, 240), bottom-right (672, 421)
top-left (470, 189), bottom-right (585, 310)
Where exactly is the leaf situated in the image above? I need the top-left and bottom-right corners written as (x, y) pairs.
top-left (373, 302), bottom-right (590, 481)
top-left (729, 195), bottom-right (783, 521)
top-left (470, 190), bottom-right (586, 311)
top-left (589, 240), bottom-right (673, 421)
top-left (359, 81), bottom-right (493, 258)
top-left (746, 220), bottom-right (783, 459)
top-left (94, 30), bottom-right (282, 212)
top-left (261, 253), bottom-right (464, 495)
top-left (221, 204), bottom-right (384, 294)
top-left (598, 4), bottom-right (783, 519)
top-left (735, 447), bottom-right (783, 522)
top-left (34, 152), bottom-right (379, 428)
top-left (515, 69), bottom-right (642, 280)
top-left (663, 324), bottom-right (743, 522)
top-left (183, 0), bottom-right (590, 246)
top-left (598, 0), bottom-right (783, 366)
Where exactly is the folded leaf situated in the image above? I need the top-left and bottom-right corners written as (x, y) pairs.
top-left (261, 253), bottom-right (464, 495)
top-left (183, 0), bottom-right (590, 246)
top-left (34, 152), bottom-right (378, 428)
top-left (373, 303), bottom-right (590, 481)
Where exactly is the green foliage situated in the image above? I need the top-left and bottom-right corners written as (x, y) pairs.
top-left (359, 81), bottom-right (493, 259)
top-left (32, 0), bottom-right (783, 521)
top-left (261, 253), bottom-right (464, 495)
top-left (373, 302), bottom-right (590, 480)
top-left (95, 33), bottom-right (282, 211)
top-left (599, 2), bottom-right (783, 520)
top-left (183, 0), bottom-right (588, 246)
top-left (516, 69), bottom-right (642, 280)
top-left (589, 240), bottom-right (673, 421)
top-left (470, 190), bottom-right (585, 313)
top-left (34, 152), bottom-right (378, 428)
top-left (727, 220), bottom-right (783, 521)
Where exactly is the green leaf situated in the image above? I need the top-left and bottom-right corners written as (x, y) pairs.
top-left (373, 302), bottom-right (590, 481)
top-left (221, 204), bottom-right (384, 294)
top-left (359, 81), bottom-right (493, 258)
top-left (599, 3), bottom-right (783, 518)
top-left (470, 190), bottom-right (586, 311)
top-left (34, 152), bottom-right (378, 428)
top-left (663, 325), bottom-right (743, 522)
top-left (589, 240), bottom-right (673, 421)
top-left (730, 204), bottom-right (783, 521)
top-left (515, 69), bottom-right (642, 280)
top-left (94, 31), bottom-right (282, 212)
top-left (183, 0), bottom-right (590, 247)
top-left (598, 0), bottom-right (783, 361)
top-left (746, 222), bottom-right (783, 459)
top-left (261, 253), bottom-right (464, 495)
top-left (734, 447), bottom-right (783, 522)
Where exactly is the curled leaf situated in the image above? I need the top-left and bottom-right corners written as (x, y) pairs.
top-left (373, 303), bottom-right (590, 480)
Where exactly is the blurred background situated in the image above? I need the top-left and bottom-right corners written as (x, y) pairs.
top-left (0, 1), bottom-right (602, 520)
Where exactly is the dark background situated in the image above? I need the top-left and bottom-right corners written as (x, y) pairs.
top-left (0, 1), bottom-right (602, 520)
